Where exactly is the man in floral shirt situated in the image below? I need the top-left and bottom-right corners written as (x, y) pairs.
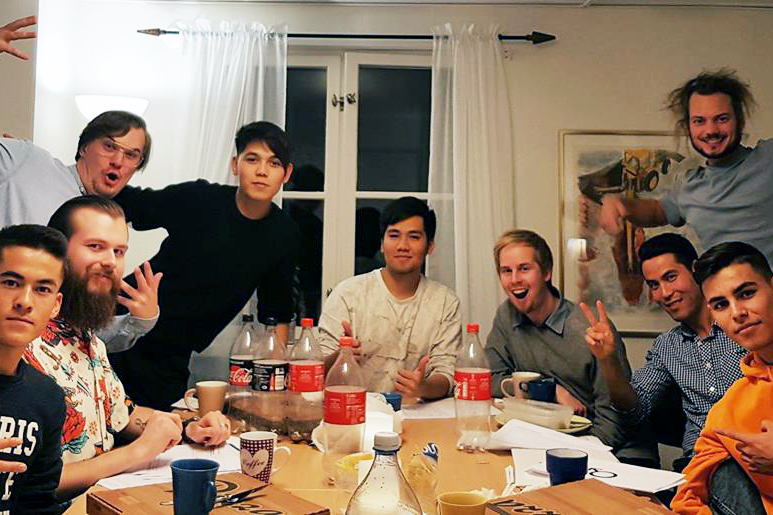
top-left (24, 196), bottom-right (230, 501)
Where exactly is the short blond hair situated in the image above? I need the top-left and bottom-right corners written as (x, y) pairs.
top-left (493, 229), bottom-right (553, 275)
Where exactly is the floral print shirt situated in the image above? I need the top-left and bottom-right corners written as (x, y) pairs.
top-left (24, 319), bottom-right (135, 464)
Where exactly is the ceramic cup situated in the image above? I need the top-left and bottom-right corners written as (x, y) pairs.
top-left (170, 458), bottom-right (219, 515)
top-left (436, 491), bottom-right (488, 515)
top-left (500, 371), bottom-right (541, 399)
top-left (239, 430), bottom-right (292, 483)
top-left (519, 377), bottom-right (556, 403)
top-left (546, 448), bottom-right (588, 486)
top-left (184, 380), bottom-right (227, 417)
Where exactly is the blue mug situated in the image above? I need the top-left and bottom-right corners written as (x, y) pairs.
top-left (546, 448), bottom-right (588, 486)
top-left (519, 377), bottom-right (556, 403)
top-left (171, 458), bottom-right (219, 515)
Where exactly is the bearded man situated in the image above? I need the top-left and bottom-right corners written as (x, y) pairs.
top-left (23, 196), bottom-right (230, 502)
top-left (598, 69), bottom-right (773, 263)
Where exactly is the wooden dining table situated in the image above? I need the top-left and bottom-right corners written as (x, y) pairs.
top-left (65, 417), bottom-right (512, 514)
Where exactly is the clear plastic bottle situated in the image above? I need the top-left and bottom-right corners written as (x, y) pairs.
top-left (252, 318), bottom-right (288, 434)
top-left (454, 323), bottom-right (491, 452)
top-left (287, 317), bottom-right (324, 442)
top-left (346, 432), bottom-right (422, 515)
top-left (323, 336), bottom-right (366, 490)
top-left (226, 314), bottom-right (259, 430)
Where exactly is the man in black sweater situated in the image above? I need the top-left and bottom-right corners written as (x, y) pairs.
top-left (110, 121), bottom-right (301, 410)
top-left (0, 224), bottom-right (67, 514)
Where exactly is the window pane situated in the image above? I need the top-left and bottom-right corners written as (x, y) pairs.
top-left (286, 67), bottom-right (326, 191)
top-left (285, 199), bottom-right (324, 322)
top-left (357, 67), bottom-right (431, 192)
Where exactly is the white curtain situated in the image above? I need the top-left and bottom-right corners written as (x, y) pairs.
top-left (428, 24), bottom-right (515, 337)
top-left (171, 20), bottom-right (287, 185)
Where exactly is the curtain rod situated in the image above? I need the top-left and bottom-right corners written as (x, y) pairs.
top-left (137, 28), bottom-right (556, 44)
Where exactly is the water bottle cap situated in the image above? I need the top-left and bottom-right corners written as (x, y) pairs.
top-left (339, 336), bottom-right (356, 347)
top-left (466, 324), bottom-right (480, 333)
top-left (373, 432), bottom-right (401, 452)
top-left (301, 318), bottom-right (313, 328)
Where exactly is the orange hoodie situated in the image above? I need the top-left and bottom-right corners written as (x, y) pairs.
top-left (671, 353), bottom-right (773, 514)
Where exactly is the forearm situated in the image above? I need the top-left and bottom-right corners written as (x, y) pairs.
top-left (598, 357), bottom-right (638, 411)
top-left (100, 313), bottom-right (158, 354)
top-left (618, 197), bottom-right (667, 227)
top-left (119, 406), bottom-right (156, 441)
top-left (419, 374), bottom-right (451, 401)
top-left (57, 444), bottom-right (143, 500)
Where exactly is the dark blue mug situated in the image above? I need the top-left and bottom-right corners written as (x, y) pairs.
top-left (546, 448), bottom-right (588, 486)
top-left (171, 458), bottom-right (219, 515)
top-left (519, 377), bottom-right (556, 402)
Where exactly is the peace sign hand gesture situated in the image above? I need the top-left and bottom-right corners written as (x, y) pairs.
top-left (579, 300), bottom-right (617, 362)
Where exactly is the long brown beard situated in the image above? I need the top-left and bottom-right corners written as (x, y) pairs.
top-left (58, 270), bottom-right (119, 333)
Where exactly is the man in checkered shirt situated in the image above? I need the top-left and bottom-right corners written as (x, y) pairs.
top-left (581, 233), bottom-right (746, 472)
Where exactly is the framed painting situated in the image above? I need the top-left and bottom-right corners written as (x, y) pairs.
top-left (559, 130), bottom-right (700, 336)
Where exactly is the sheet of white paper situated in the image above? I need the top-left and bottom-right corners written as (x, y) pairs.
top-left (401, 397), bottom-right (500, 420)
top-left (511, 447), bottom-right (618, 489)
top-left (488, 418), bottom-right (612, 453)
top-left (524, 455), bottom-right (685, 493)
top-left (170, 397), bottom-right (196, 410)
top-left (96, 437), bottom-right (241, 490)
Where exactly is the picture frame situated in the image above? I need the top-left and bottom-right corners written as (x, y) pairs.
top-left (558, 130), bottom-right (700, 336)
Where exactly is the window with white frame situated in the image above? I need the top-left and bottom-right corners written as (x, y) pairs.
top-left (284, 51), bottom-right (432, 322)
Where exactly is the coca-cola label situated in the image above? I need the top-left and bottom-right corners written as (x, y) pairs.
top-left (229, 357), bottom-right (253, 387)
top-left (253, 360), bottom-right (289, 392)
top-left (454, 368), bottom-right (491, 401)
top-left (289, 361), bottom-right (324, 392)
top-left (324, 386), bottom-right (366, 425)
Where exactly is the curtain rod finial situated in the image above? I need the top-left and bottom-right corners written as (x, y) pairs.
top-left (137, 28), bottom-right (173, 36)
top-left (528, 31), bottom-right (556, 45)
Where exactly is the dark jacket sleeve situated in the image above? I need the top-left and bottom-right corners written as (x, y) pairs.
top-left (114, 181), bottom-right (207, 231)
top-left (17, 385), bottom-right (65, 514)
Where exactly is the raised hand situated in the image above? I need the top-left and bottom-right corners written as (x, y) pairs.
top-left (0, 16), bottom-right (36, 60)
top-left (716, 420), bottom-right (773, 475)
top-left (579, 300), bottom-right (617, 361)
top-left (118, 261), bottom-right (162, 319)
top-left (395, 355), bottom-right (429, 399)
top-left (598, 195), bottom-right (627, 236)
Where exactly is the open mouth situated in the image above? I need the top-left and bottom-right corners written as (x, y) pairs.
top-left (105, 172), bottom-right (120, 184)
top-left (512, 288), bottom-right (529, 300)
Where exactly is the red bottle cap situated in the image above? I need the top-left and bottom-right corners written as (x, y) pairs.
top-left (466, 324), bottom-right (480, 333)
top-left (340, 336), bottom-right (356, 347)
top-left (301, 318), bottom-right (313, 328)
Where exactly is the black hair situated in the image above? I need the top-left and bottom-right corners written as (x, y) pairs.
top-left (0, 224), bottom-right (68, 267)
top-left (638, 233), bottom-right (699, 272)
top-left (694, 241), bottom-right (772, 287)
top-left (48, 196), bottom-right (125, 240)
top-left (379, 197), bottom-right (437, 242)
top-left (76, 111), bottom-right (151, 170)
top-left (234, 121), bottom-right (293, 169)
top-left (666, 69), bottom-right (756, 137)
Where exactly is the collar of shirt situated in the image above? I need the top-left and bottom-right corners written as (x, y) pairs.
top-left (703, 144), bottom-right (753, 175)
top-left (68, 163), bottom-right (87, 195)
top-left (677, 321), bottom-right (722, 342)
top-left (510, 288), bottom-right (570, 336)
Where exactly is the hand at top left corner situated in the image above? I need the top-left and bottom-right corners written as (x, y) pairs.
top-left (0, 16), bottom-right (36, 60)
top-left (118, 261), bottom-right (163, 320)
top-left (186, 411), bottom-right (231, 448)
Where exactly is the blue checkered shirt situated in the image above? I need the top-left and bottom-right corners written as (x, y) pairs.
top-left (630, 323), bottom-right (746, 457)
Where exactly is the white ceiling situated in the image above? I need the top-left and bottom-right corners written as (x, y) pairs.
top-left (171, 0), bottom-right (773, 7)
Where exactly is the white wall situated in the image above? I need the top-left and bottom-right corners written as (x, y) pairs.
top-left (27, 2), bottom-right (773, 382)
top-left (0, 0), bottom-right (39, 138)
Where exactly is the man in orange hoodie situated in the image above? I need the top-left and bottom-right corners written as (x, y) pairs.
top-left (671, 241), bottom-right (773, 515)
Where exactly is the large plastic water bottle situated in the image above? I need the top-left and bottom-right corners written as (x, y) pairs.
top-left (454, 323), bottom-right (491, 452)
top-left (252, 318), bottom-right (288, 434)
top-left (323, 336), bottom-right (366, 490)
top-left (346, 432), bottom-right (422, 515)
top-left (287, 317), bottom-right (324, 442)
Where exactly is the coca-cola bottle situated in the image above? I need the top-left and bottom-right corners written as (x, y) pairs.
top-left (252, 318), bottom-right (288, 434)
top-left (323, 336), bottom-right (366, 490)
top-left (287, 318), bottom-right (324, 442)
top-left (454, 323), bottom-right (491, 452)
top-left (227, 314), bottom-right (259, 429)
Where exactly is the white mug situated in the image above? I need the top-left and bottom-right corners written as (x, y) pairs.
top-left (239, 431), bottom-right (292, 483)
top-left (500, 371), bottom-right (541, 399)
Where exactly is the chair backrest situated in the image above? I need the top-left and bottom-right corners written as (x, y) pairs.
top-left (651, 382), bottom-right (686, 448)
